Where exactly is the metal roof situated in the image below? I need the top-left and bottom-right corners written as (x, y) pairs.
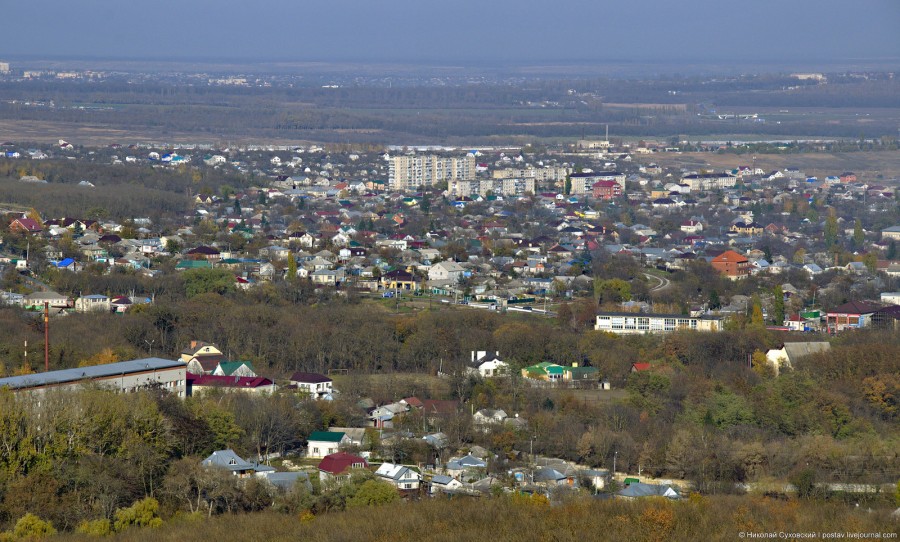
top-left (0, 358), bottom-right (183, 390)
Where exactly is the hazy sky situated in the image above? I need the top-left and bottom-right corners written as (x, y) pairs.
top-left (2, 0), bottom-right (899, 66)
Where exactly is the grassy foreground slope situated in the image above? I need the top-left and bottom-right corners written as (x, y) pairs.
top-left (65, 496), bottom-right (898, 542)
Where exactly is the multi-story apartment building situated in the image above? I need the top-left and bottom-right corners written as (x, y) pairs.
top-left (682, 172), bottom-right (737, 191)
top-left (389, 155), bottom-right (476, 191)
top-left (569, 171), bottom-right (626, 195)
top-left (447, 178), bottom-right (536, 198)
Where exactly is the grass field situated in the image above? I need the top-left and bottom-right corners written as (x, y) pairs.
top-left (648, 150), bottom-right (900, 180)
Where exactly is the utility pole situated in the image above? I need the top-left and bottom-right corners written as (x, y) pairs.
top-left (43, 302), bottom-right (49, 372)
top-left (612, 450), bottom-right (618, 481)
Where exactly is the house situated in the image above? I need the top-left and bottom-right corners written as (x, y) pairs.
top-left (74, 294), bottom-right (111, 313)
top-left (9, 217), bottom-right (42, 233)
top-left (180, 341), bottom-right (224, 363)
top-left (289, 372), bottom-right (334, 400)
top-left (522, 362), bottom-right (564, 382)
top-left (318, 452), bottom-right (369, 483)
top-left (212, 361), bottom-right (257, 378)
top-left (825, 301), bottom-right (881, 333)
top-left (23, 291), bottom-right (71, 311)
top-left (187, 374), bottom-right (276, 396)
top-left (880, 226), bottom-right (900, 241)
top-left (380, 269), bottom-right (421, 291)
top-left (711, 250), bottom-right (750, 279)
top-left (428, 261), bottom-right (465, 282)
top-left (617, 482), bottom-right (681, 500)
top-left (202, 449), bottom-right (273, 479)
top-left (680, 220), bottom-right (703, 234)
top-left (430, 474), bottom-right (464, 494)
top-left (375, 462), bottom-right (421, 490)
top-left (473, 408), bottom-right (508, 430)
top-left (765, 342), bottom-right (831, 374)
top-left (467, 351), bottom-right (508, 377)
top-left (307, 431), bottom-right (350, 458)
top-left (445, 455), bottom-right (487, 479)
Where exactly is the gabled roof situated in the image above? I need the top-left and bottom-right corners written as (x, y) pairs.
top-left (187, 374), bottom-right (273, 389)
top-left (828, 300), bottom-right (881, 315)
top-left (308, 431), bottom-right (346, 443)
top-left (202, 449), bottom-right (255, 472)
top-left (290, 372), bottom-right (332, 384)
top-left (317, 452), bottom-right (368, 475)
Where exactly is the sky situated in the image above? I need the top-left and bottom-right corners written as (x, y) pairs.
top-left (2, 0), bottom-right (899, 67)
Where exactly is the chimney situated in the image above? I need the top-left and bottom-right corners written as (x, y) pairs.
top-left (191, 340), bottom-right (199, 349)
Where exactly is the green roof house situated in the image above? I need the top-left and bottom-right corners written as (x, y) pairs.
top-left (213, 361), bottom-right (256, 378)
top-left (307, 431), bottom-right (350, 458)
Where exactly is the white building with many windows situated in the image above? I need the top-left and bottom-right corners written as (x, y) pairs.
top-left (0, 358), bottom-right (186, 396)
top-left (595, 312), bottom-right (724, 334)
top-left (389, 155), bottom-right (475, 191)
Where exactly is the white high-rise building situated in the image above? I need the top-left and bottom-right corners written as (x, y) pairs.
top-left (389, 155), bottom-right (476, 191)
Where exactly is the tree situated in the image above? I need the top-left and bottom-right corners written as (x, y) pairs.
top-left (183, 269), bottom-right (235, 297)
top-left (852, 219), bottom-right (864, 249)
top-left (708, 290), bottom-right (721, 310)
top-left (347, 479), bottom-right (399, 507)
top-left (287, 253), bottom-right (298, 280)
top-left (11, 513), bottom-right (56, 539)
top-left (749, 295), bottom-right (764, 328)
top-left (824, 211), bottom-right (838, 248)
top-left (114, 497), bottom-right (163, 531)
top-left (888, 240), bottom-right (897, 260)
top-left (772, 285), bottom-right (785, 325)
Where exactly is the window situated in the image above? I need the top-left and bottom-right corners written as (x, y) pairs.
top-left (403, 483), bottom-right (412, 489)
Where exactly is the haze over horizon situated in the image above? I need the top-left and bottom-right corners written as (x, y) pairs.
top-left (1, 0), bottom-right (899, 70)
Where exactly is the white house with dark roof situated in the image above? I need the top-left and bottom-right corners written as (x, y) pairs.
top-left (467, 351), bottom-right (509, 378)
top-left (375, 462), bottom-right (421, 490)
top-left (289, 372), bottom-right (334, 400)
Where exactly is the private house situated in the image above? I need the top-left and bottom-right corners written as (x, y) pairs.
top-left (380, 269), bottom-right (421, 291)
top-left (9, 217), bottom-right (42, 233)
top-left (186, 374), bottom-right (276, 396)
top-left (765, 342), bottom-right (831, 374)
top-left (467, 351), bottom-right (509, 377)
top-left (74, 294), bottom-right (111, 313)
top-left (212, 361), bottom-right (257, 378)
top-left (318, 452), bottom-right (368, 483)
top-left (445, 455), bottom-right (487, 479)
top-left (289, 372), bottom-right (334, 400)
top-left (473, 408), bottom-right (508, 431)
top-left (825, 301), bottom-right (881, 333)
top-left (0, 358), bottom-right (186, 396)
top-left (595, 312), bottom-right (724, 334)
top-left (430, 475), bottom-right (464, 494)
top-left (180, 341), bottom-right (224, 364)
top-left (23, 291), bottom-right (71, 311)
top-left (428, 261), bottom-right (465, 282)
top-left (307, 431), bottom-right (350, 458)
top-left (617, 482), bottom-right (681, 500)
top-left (680, 220), bottom-right (703, 234)
top-left (375, 462), bottom-right (421, 490)
top-left (711, 250), bottom-right (750, 279)
top-left (730, 221), bottom-right (763, 236)
top-left (202, 449), bottom-right (273, 479)
top-left (522, 362), bottom-right (564, 382)
top-left (880, 226), bottom-right (900, 241)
